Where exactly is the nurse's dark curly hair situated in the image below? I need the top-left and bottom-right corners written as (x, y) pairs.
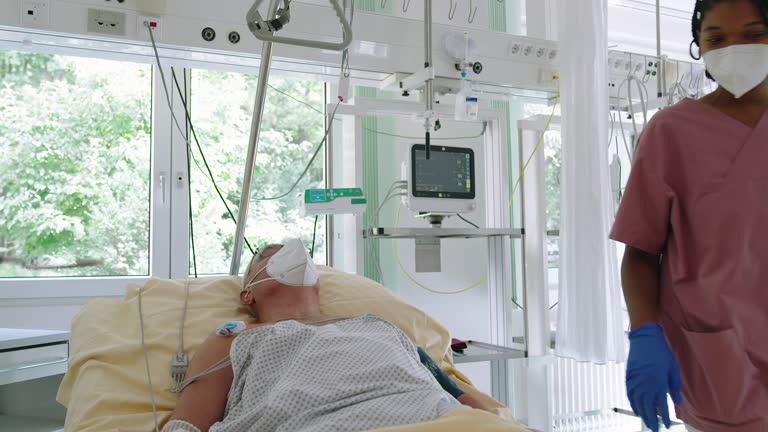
top-left (691, 0), bottom-right (768, 59)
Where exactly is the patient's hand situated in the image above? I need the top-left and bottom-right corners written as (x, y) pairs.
top-left (456, 393), bottom-right (492, 412)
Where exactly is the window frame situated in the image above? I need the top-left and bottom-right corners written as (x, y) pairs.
top-left (0, 44), bottom-right (329, 300)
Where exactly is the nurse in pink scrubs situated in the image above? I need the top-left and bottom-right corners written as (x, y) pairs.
top-left (611, 1), bottom-right (768, 431)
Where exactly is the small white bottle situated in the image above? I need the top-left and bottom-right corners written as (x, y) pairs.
top-left (465, 94), bottom-right (479, 120)
top-left (455, 78), bottom-right (479, 121)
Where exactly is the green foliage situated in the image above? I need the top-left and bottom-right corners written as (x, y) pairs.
top-left (0, 51), bottom-right (75, 88)
top-left (189, 71), bottom-right (326, 274)
top-left (0, 51), bottom-right (151, 277)
top-left (0, 50), bottom-right (327, 278)
top-left (543, 133), bottom-right (561, 232)
top-left (523, 103), bottom-right (562, 232)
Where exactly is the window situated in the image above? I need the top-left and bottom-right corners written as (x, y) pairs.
top-left (188, 71), bottom-right (327, 275)
top-left (0, 50), bottom-right (152, 278)
top-left (520, 103), bottom-right (563, 333)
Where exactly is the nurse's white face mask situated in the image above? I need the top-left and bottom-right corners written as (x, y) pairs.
top-left (703, 44), bottom-right (768, 99)
top-left (246, 239), bottom-right (319, 289)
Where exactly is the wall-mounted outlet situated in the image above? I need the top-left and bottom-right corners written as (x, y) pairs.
top-left (137, 15), bottom-right (163, 41)
top-left (522, 45), bottom-right (534, 57)
top-left (21, 0), bottom-right (50, 27)
top-left (87, 9), bottom-right (127, 36)
top-left (538, 68), bottom-right (559, 85)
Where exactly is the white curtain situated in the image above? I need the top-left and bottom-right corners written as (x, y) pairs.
top-left (555, 0), bottom-right (626, 363)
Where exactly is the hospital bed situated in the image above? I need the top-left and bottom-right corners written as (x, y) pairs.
top-left (56, 267), bottom-right (532, 432)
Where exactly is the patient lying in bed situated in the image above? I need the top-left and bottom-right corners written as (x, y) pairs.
top-left (162, 240), bottom-right (488, 432)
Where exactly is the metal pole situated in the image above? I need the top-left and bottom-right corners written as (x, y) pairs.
top-left (656, 0), bottom-right (663, 98)
top-left (230, 0), bottom-right (280, 276)
top-left (424, 0), bottom-right (433, 159)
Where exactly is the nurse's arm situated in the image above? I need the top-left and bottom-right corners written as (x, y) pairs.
top-left (162, 332), bottom-right (235, 432)
top-left (621, 246), bottom-right (662, 330)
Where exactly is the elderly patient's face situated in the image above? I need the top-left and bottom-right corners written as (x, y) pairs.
top-left (242, 244), bottom-right (283, 302)
top-left (240, 243), bottom-right (321, 320)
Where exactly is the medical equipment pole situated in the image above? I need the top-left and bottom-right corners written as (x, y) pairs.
top-left (656, 0), bottom-right (663, 98)
top-left (230, 0), bottom-right (280, 276)
top-left (424, 0), bottom-right (433, 160)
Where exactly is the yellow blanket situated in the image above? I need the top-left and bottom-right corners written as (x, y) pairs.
top-left (57, 274), bottom-right (528, 431)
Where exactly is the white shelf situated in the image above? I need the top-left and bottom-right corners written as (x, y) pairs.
top-left (364, 228), bottom-right (524, 240)
top-left (452, 341), bottom-right (526, 364)
top-left (0, 415), bottom-right (64, 432)
top-left (0, 329), bottom-right (70, 351)
top-left (0, 329), bottom-right (70, 386)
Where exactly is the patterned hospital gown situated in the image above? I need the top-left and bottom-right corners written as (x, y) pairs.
top-left (208, 315), bottom-right (462, 432)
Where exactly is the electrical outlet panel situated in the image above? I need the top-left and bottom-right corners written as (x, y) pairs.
top-left (538, 68), bottom-right (559, 85)
top-left (507, 39), bottom-right (558, 68)
top-left (137, 15), bottom-right (163, 41)
top-left (21, 0), bottom-right (50, 27)
top-left (522, 44), bottom-right (534, 57)
top-left (87, 8), bottom-right (127, 36)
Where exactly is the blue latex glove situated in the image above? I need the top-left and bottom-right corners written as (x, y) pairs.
top-left (626, 323), bottom-right (683, 432)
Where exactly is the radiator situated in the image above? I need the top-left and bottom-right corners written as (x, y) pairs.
top-left (508, 356), bottom-right (643, 432)
top-left (551, 357), bottom-right (638, 432)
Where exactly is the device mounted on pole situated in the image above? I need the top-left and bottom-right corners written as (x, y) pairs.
top-left (246, 0), bottom-right (353, 51)
top-left (423, 0), bottom-right (435, 160)
top-left (229, 0), bottom-right (354, 276)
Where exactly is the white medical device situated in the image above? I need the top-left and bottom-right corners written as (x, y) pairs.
top-left (402, 144), bottom-right (477, 215)
top-left (301, 188), bottom-right (367, 216)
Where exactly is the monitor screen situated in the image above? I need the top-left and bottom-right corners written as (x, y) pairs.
top-left (411, 145), bottom-right (475, 199)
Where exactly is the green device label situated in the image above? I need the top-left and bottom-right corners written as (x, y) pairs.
top-left (305, 188), bottom-right (365, 204)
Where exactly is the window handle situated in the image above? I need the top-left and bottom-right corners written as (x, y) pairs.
top-left (159, 173), bottom-right (167, 204)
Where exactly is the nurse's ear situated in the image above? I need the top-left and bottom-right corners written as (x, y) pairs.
top-left (689, 40), bottom-right (715, 81)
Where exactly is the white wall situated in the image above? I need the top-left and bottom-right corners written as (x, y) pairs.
top-left (533, 0), bottom-right (697, 60)
top-left (608, 0), bottom-right (696, 60)
top-left (0, 304), bottom-right (86, 330)
top-left (0, 0), bottom-right (558, 93)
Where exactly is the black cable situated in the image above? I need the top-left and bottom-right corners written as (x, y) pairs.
top-left (255, 101), bottom-right (340, 202)
top-left (310, 215), bottom-right (319, 259)
top-left (512, 299), bottom-right (524, 310)
top-left (456, 213), bottom-right (480, 229)
top-left (341, 0), bottom-right (355, 78)
top-left (170, 68), bottom-right (255, 256)
top-left (181, 69), bottom-right (198, 278)
top-left (550, 302), bottom-right (559, 310)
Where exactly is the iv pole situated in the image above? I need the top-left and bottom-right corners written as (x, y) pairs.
top-left (656, 0), bottom-right (663, 99)
top-left (229, 0), bottom-right (280, 276)
top-left (230, 0), bottom-right (353, 275)
top-left (424, 0), bottom-right (434, 160)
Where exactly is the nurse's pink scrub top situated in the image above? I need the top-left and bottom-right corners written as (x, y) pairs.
top-left (611, 98), bottom-right (768, 431)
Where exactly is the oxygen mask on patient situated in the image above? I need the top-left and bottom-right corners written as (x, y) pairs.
top-left (245, 238), bottom-right (319, 290)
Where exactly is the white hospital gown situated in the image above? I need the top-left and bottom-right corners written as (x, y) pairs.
top-left (209, 315), bottom-right (462, 432)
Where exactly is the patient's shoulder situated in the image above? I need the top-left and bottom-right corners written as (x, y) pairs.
top-left (195, 321), bottom-right (262, 357)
